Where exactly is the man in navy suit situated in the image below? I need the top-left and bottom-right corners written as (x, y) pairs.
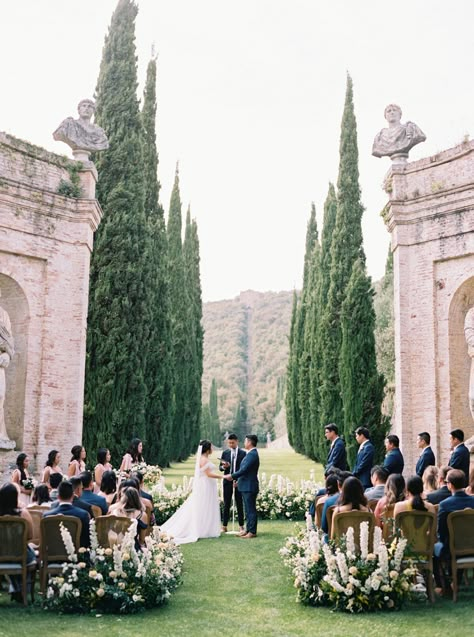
top-left (352, 427), bottom-right (375, 489)
top-left (415, 431), bottom-right (436, 477)
top-left (79, 471), bottom-right (109, 514)
top-left (437, 469), bottom-right (474, 555)
top-left (448, 429), bottom-right (470, 485)
top-left (219, 433), bottom-right (246, 534)
top-left (43, 480), bottom-right (90, 548)
top-left (226, 434), bottom-right (259, 538)
top-left (324, 424), bottom-right (347, 474)
top-left (383, 434), bottom-right (404, 475)
top-left (427, 465), bottom-right (452, 505)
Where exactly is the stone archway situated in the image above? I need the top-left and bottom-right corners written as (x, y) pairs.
top-left (0, 273), bottom-right (29, 449)
top-left (449, 276), bottom-right (474, 440)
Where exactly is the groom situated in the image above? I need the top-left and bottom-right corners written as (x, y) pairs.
top-left (225, 434), bottom-right (259, 538)
top-left (219, 433), bottom-right (246, 533)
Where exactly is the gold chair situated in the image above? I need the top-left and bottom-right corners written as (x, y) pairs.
top-left (326, 505), bottom-right (336, 537)
top-left (395, 510), bottom-right (436, 603)
top-left (27, 508), bottom-right (45, 546)
top-left (95, 515), bottom-right (133, 548)
top-left (315, 500), bottom-right (325, 528)
top-left (447, 509), bottom-right (474, 602)
top-left (39, 515), bottom-right (81, 593)
top-left (331, 510), bottom-right (375, 552)
top-left (0, 516), bottom-right (37, 606)
top-left (380, 504), bottom-right (396, 543)
top-left (90, 504), bottom-right (102, 519)
top-left (367, 499), bottom-right (378, 513)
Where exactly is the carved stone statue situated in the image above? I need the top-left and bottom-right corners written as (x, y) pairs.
top-left (372, 104), bottom-right (426, 164)
top-left (0, 290), bottom-right (15, 449)
top-left (53, 99), bottom-right (109, 161)
top-left (465, 307), bottom-right (474, 422)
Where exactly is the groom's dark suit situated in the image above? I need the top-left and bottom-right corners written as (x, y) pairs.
top-left (219, 447), bottom-right (246, 527)
top-left (231, 448), bottom-right (259, 535)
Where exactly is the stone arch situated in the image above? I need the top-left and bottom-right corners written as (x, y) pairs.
top-left (449, 275), bottom-right (474, 439)
top-left (0, 273), bottom-right (29, 448)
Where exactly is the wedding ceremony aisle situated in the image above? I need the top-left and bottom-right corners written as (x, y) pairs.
top-left (0, 449), bottom-right (473, 637)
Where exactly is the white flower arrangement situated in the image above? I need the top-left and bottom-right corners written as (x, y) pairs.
top-left (281, 521), bottom-right (426, 612)
top-left (44, 523), bottom-right (183, 614)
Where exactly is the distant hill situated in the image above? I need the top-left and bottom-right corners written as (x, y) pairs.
top-left (202, 290), bottom-right (294, 439)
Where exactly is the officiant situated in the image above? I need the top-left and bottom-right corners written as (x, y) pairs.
top-left (219, 433), bottom-right (246, 533)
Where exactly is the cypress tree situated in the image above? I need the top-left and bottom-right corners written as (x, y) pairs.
top-left (311, 183), bottom-right (337, 461)
top-left (183, 208), bottom-right (204, 454)
top-left (141, 54), bottom-right (174, 466)
top-left (286, 291), bottom-right (299, 449)
top-left (167, 167), bottom-right (189, 460)
top-left (84, 0), bottom-right (149, 459)
top-left (340, 259), bottom-right (387, 466)
top-left (319, 74), bottom-right (365, 440)
top-left (209, 378), bottom-right (220, 445)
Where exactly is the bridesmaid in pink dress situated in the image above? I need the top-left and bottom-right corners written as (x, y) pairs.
top-left (67, 445), bottom-right (86, 477)
top-left (11, 453), bottom-right (33, 508)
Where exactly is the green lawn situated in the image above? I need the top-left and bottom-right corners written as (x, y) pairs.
top-left (0, 449), bottom-right (472, 636)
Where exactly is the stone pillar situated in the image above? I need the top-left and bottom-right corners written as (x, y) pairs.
top-left (0, 132), bottom-right (102, 474)
top-left (382, 139), bottom-right (474, 471)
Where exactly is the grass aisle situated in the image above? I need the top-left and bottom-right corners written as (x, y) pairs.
top-left (0, 449), bottom-right (472, 636)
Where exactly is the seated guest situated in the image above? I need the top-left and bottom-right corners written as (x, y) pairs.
top-left (333, 476), bottom-right (370, 514)
top-left (448, 429), bottom-right (470, 484)
top-left (28, 484), bottom-right (52, 508)
top-left (465, 467), bottom-right (474, 496)
top-left (49, 472), bottom-right (63, 502)
top-left (51, 476), bottom-right (92, 516)
top-left (43, 480), bottom-right (90, 548)
top-left (352, 427), bottom-right (375, 489)
top-left (364, 465), bottom-right (388, 501)
top-left (131, 471), bottom-right (155, 524)
top-left (415, 432), bottom-right (436, 477)
top-left (383, 435), bottom-right (404, 476)
top-left (108, 486), bottom-right (148, 549)
top-left (394, 475), bottom-right (436, 516)
top-left (0, 483), bottom-right (36, 602)
top-left (79, 471), bottom-right (108, 514)
top-left (41, 450), bottom-right (63, 486)
top-left (316, 473), bottom-right (339, 508)
top-left (98, 470), bottom-right (118, 506)
top-left (374, 473), bottom-right (405, 528)
top-left (422, 465), bottom-right (439, 495)
top-left (321, 471), bottom-right (352, 534)
top-left (436, 469), bottom-right (474, 557)
top-left (426, 465), bottom-right (452, 505)
top-left (94, 448), bottom-right (112, 493)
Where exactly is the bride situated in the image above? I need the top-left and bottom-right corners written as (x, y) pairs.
top-left (160, 439), bottom-right (223, 544)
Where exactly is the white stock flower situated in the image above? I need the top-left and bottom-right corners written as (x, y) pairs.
top-left (59, 523), bottom-right (78, 562)
top-left (346, 526), bottom-right (356, 556)
top-left (360, 521), bottom-right (369, 559)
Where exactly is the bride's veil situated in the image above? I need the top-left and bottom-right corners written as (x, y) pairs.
top-left (193, 444), bottom-right (203, 490)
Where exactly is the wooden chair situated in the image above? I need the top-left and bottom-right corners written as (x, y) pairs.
top-left (331, 510), bottom-right (375, 552)
top-left (447, 509), bottom-right (474, 602)
top-left (90, 504), bottom-right (102, 519)
top-left (0, 516), bottom-right (37, 606)
top-left (39, 515), bottom-right (81, 593)
top-left (27, 508), bottom-right (45, 546)
top-left (326, 506), bottom-right (336, 537)
top-left (367, 499), bottom-right (378, 513)
top-left (395, 510), bottom-right (436, 603)
top-left (381, 504), bottom-right (396, 543)
top-left (95, 515), bottom-right (133, 548)
top-left (315, 500), bottom-right (326, 528)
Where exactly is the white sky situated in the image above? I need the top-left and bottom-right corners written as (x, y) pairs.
top-left (2, 0), bottom-right (474, 301)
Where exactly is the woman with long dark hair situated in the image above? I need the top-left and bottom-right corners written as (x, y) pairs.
top-left (41, 449), bottom-right (63, 485)
top-left (119, 438), bottom-right (144, 472)
top-left (94, 448), bottom-right (112, 492)
top-left (67, 445), bottom-right (86, 477)
top-left (374, 473), bottom-right (406, 527)
top-left (11, 453), bottom-right (33, 507)
top-left (394, 475), bottom-right (436, 516)
top-left (333, 477), bottom-right (370, 513)
top-left (28, 483), bottom-right (52, 508)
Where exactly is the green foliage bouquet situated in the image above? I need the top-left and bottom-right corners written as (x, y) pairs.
top-left (257, 473), bottom-right (320, 521)
top-left (44, 519), bottom-right (183, 614)
top-left (281, 520), bottom-right (426, 613)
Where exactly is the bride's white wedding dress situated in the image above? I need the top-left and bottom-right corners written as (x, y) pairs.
top-left (160, 459), bottom-right (221, 545)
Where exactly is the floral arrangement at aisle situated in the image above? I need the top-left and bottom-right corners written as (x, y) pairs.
top-left (44, 519), bottom-right (183, 614)
top-left (256, 473), bottom-right (320, 521)
top-left (280, 519), bottom-right (426, 613)
top-left (151, 476), bottom-right (193, 525)
top-left (130, 463), bottom-right (163, 490)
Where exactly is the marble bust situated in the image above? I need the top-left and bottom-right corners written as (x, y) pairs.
top-left (53, 99), bottom-right (109, 161)
top-left (465, 307), bottom-right (474, 422)
top-left (0, 289), bottom-right (15, 449)
top-left (372, 104), bottom-right (426, 163)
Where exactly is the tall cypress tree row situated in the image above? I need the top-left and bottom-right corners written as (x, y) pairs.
top-left (319, 75), bottom-right (365, 438)
top-left (84, 0), bottom-right (149, 459)
top-left (311, 183), bottom-right (337, 461)
top-left (209, 378), bottom-right (220, 444)
top-left (183, 208), bottom-right (204, 454)
top-left (141, 55), bottom-right (174, 466)
top-left (340, 259), bottom-right (387, 466)
top-left (167, 167), bottom-right (189, 460)
top-left (286, 291), bottom-right (299, 448)
top-left (299, 203), bottom-right (319, 458)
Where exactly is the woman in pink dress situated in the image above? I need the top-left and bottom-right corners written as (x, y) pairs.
top-left (120, 438), bottom-right (144, 473)
top-left (94, 448), bottom-right (112, 492)
top-left (41, 449), bottom-right (63, 486)
top-left (67, 445), bottom-right (86, 477)
top-left (11, 453), bottom-right (33, 508)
